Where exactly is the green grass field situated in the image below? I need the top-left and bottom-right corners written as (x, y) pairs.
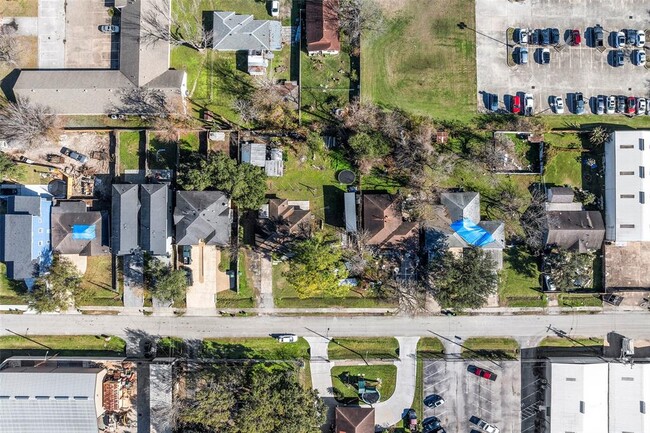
top-left (417, 337), bottom-right (445, 358)
top-left (328, 337), bottom-right (400, 360)
top-left (119, 131), bottom-right (142, 170)
top-left (538, 337), bottom-right (603, 347)
top-left (331, 365), bottom-right (397, 402)
top-left (149, 134), bottom-right (178, 170)
top-left (79, 256), bottom-right (122, 306)
top-left (500, 246), bottom-right (546, 307)
top-left (544, 150), bottom-right (582, 187)
top-left (462, 337), bottom-right (519, 360)
top-left (362, 0), bottom-right (476, 121)
top-left (0, 335), bottom-right (126, 360)
top-left (558, 293), bottom-right (602, 307)
top-left (216, 251), bottom-right (255, 308)
top-left (0, 263), bottom-right (26, 304)
top-left (202, 337), bottom-right (310, 359)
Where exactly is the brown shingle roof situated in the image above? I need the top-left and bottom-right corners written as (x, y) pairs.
top-left (335, 407), bottom-right (375, 433)
top-left (306, 0), bottom-right (341, 53)
top-left (363, 193), bottom-right (418, 248)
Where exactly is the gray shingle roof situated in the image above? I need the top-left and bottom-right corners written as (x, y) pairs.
top-left (546, 210), bottom-right (605, 252)
top-left (174, 191), bottom-right (231, 246)
top-left (112, 184), bottom-right (141, 255)
top-left (0, 214), bottom-right (35, 280)
top-left (440, 192), bottom-right (480, 223)
top-left (140, 184), bottom-right (169, 256)
top-left (8, 196), bottom-right (41, 216)
top-left (212, 12), bottom-right (282, 51)
top-left (0, 367), bottom-right (104, 433)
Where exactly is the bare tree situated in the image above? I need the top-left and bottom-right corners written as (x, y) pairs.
top-left (0, 98), bottom-right (61, 150)
top-left (337, 0), bottom-right (385, 50)
top-left (113, 87), bottom-right (169, 117)
top-left (140, 0), bottom-right (212, 51)
top-left (520, 188), bottom-right (553, 254)
top-left (232, 79), bottom-right (298, 128)
top-left (386, 278), bottom-right (427, 315)
top-left (0, 22), bottom-right (19, 65)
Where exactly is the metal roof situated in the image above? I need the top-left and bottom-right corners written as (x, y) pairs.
top-left (241, 142), bottom-right (267, 166)
top-left (344, 192), bottom-right (357, 233)
top-left (212, 12), bottom-right (282, 51)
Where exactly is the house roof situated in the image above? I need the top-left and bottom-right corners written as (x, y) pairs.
top-left (335, 407), bottom-right (375, 433)
top-left (344, 192), bottom-right (358, 233)
top-left (548, 187), bottom-right (575, 203)
top-left (111, 184), bottom-right (141, 256)
top-left (8, 195), bottom-right (41, 216)
top-left (51, 201), bottom-right (107, 256)
top-left (212, 12), bottom-right (282, 51)
top-left (241, 142), bottom-right (267, 167)
top-left (0, 366), bottom-right (105, 433)
top-left (140, 184), bottom-right (169, 256)
top-left (306, 0), bottom-right (341, 53)
top-left (363, 193), bottom-right (418, 248)
top-left (174, 191), bottom-right (231, 246)
top-left (0, 214), bottom-right (35, 280)
top-left (12, 0), bottom-right (186, 115)
top-left (546, 210), bottom-right (605, 252)
top-left (440, 192), bottom-right (480, 224)
top-left (268, 198), bottom-right (311, 234)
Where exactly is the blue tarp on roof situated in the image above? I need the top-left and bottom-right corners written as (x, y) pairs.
top-left (72, 224), bottom-right (96, 240)
top-left (450, 218), bottom-right (495, 247)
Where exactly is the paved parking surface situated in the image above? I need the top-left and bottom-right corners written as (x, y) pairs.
top-left (476, 0), bottom-right (650, 115)
top-left (423, 359), bottom-right (521, 433)
top-left (65, 0), bottom-right (118, 68)
top-left (39, 0), bottom-right (66, 68)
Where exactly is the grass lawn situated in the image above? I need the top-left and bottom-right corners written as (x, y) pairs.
top-left (13, 162), bottom-right (53, 185)
top-left (461, 337), bottom-right (520, 360)
top-left (300, 51), bottom-right (352, 120)
top-left (362, 0), bottom-right (476, 121)
top-left (119, 131), bottom-right (142, 170)
top-left (500, 246), bottom-right (546, 307)
top-left (538, 337), bottom-right (604, 347)
top-left (0, 0), bottom-right (38, 16)
top-left (0, 263), bottom-right (26, 304)
top-left (328, 337), bottom-right (399, 361)
top-left (202, 337), bottom-right (310, 359)
top-left (417, 337), bottom-right (445, 358)
top-left (558, 293), bottom-right (602, 307)
top-left (267, 149), bottom-right (350, 224)
top-left (544, 149), bottom-right (582, 187)
top-left (543, 114), bottom-right (650, 130)
top-left (331, 365), bottom-right (397, 403)
top-left (79, 256), bottom-right (122, 307)
top-left (216, 250), bottom-right (255, 308)
top-left (0, 335), bottom-right (126, 360)
top-left (148, 134), bottom-right (178, 170)
top-left (273, 261), bottom-right (397, 308)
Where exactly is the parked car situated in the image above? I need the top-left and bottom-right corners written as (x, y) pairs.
top-left (99, 25), bottom-right (120, 33)
top-left (60, 146), bottom-right (89, 164)
top-left (571, 29), bottom-right (581, 45)
top-left (596, 95), bottom-right (605, 115)
top-left (627, 29), bottom-right (637, 46)
top-left (511, 95), bottom-right (521, 114)
top-left (490, 93), bottom-right (498, 112)
top-left (519, 47), bottom-right (529, 64)
top-left (554, 96), bottom-right (564, 114)
top-left (542, 274), bottom-right (557, 291)
top-left (468, 365), bottom-right (497, 380)
top-left (594, 25), bottom-right (604, 47)
top-left (615, 31), bottom-right (626, 48)
top-left (636, 29), bottom-right (645, 47)
top-left (626, 96), bottom-right (636, 114)
top-left (407, 409), bottom-right (418, 432)
top-left (422, 417), bottom-right (442, 433)
top-left (614, 49), bottom-right (625, 66)
top-left (531, 29), bottom-right (540, 45)
top-left (575, 92), bottom-right (585, 114)
top-left (617, 95), bottom-right (626, 113)
top-left (540, 28), bottom-right (550, 45)
top-left (541, 48), bottom-right (550, 64)
top-left (524, 93), bottom-right (534, 116)
top-left (270, 0), bottom-right (279, 17)
top-left (517, 28), bottom-right (528, 44)
top-left (475, 418), bottom-right (500, 433)
top-left (634, 49), bottom-right (646, 66)
top-left (550, 28), bottom-right (560, 45)
top-left (637, 98), bottom-right (647, 115)
top-left (424, 395), bottom-right (445, 408)
top-left (181, 245), bottom-right (192, 265)
top-left (606, 95), bottom-right (616, 114)
top-left (181, 266), bottom-right (193, 285)
top-left (277, 334), bottom-right (298, 343)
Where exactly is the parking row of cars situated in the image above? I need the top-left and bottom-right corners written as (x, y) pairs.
top-left (612, 48), bottom-right (646, 67)
top-left (516, 26), bottom-right (645, 48)
top-left (550, 94), bottom-right (650, 115)
top-left (516, 27), bottom-right (561, 46)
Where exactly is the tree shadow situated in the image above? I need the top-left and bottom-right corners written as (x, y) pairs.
top-left (505, 245), bottom-right (538, 278)
top-left (209, 56), bottom-right (255, 101)
top-left (323, 184), bottom-right (345, 227)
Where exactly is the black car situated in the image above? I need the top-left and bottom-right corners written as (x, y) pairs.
top-left (530, 29), bottom-right (540, 45)
top-left (541, 28), bottom-right (550, 45)
top-left (541, 48), bottom-right (550, 64)
top-left (575, 92), bottom-right (585, 115)
top-left (60, 146), bottom-right (89, 164)
top-left (423, 417), bottom-right (445, 433)
top-left (614, 49), bottom-right (624, 66)
top-left (550, 28), bottom-right (560, 45)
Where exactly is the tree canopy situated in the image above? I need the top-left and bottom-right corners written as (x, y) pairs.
top-left (546, 248), bottom-right (594, 290)
top-left (178, 364), bottom-right (325, 433)
top-left (178, 151), bottom-right (267, 211)
top-left (0, 151), bottom-right (19, 180)
top-left (145, 257), bottom-right (187, 304)
top-left (425, 246), bottom-right (498, 310)
top-left (286, 235), bottom-right (349, 298)
top-left (27, 254), bottom-right (83, 312)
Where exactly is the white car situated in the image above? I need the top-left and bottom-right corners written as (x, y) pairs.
top-left (517, 28), bottom-right (528, 44)
top-left (277, 334), bottom-right (298, 343)
top-left (554, 96), bottom-right (564, 114)
top-left (524, 93), bottom-right (534, 116)
top-left (636, 29), bottom-right (646, 47)
top-left (270, 0), bottom-right (280, 17)
top-left (634, 50), bottom-right (646, 66)
top-left (477, 419), bottom-right (500, 433)
top-left (637, 98), bottom-right (647, 115)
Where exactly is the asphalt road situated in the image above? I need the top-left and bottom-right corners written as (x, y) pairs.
top-left (1, 312), bottom-right (648, 341)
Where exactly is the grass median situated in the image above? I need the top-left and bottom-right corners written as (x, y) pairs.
top-left (328, 337), bottom-right (400, 361)
top-left (461, 337), bottom-right (519, 360)
top-left (202, 337), bottom-right (310, 360)
top-left (0, 335), bottom-right (125, 360)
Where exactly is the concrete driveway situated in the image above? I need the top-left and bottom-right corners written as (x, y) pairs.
top-left (184, 245), bottom-right (221, 311)
top-left (123, 253), bottom-right (144, 309)
top-left (38, 0), bottom-right (65, 68)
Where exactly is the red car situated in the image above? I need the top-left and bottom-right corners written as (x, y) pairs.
top-left (572, 29), bottom-right (581, 45)
top-left (511, 95), bottom-right (521, 114)
top-left (627, 97), bottom-right (637, 114)
top-left (468, 365), bottom-right (497, 381)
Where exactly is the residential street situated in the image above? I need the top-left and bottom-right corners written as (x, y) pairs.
top-left (1, 312), bottom-right (648, 340)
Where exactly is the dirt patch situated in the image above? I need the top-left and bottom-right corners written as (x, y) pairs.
top-left (375, 0), bottom-right (409, 16)
top-left (0, 0), bottom-right (38, 16)
top-left (0, 35), bottom-right (37, 81)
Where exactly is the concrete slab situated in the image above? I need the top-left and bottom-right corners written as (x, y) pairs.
top-left (1, 17), bottom-right (38, 36)
top-left (123, 253), bottom-right (144, 309)
top-left (64, 0), bottom-right (116, 69)
top-left (475, 0), bottom-right (650, 115)
top-left (38, 0), bottom-right (66, 68)
top-left (62, 253), bottom-right (87, 274)
top-left (185, 245), bottom-right (219, 310)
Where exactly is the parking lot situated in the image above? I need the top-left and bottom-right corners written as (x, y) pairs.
top-left (423, 359), bottom-right (521, 433)
top-left (64, 0), bottom-right (118, 68)
top-left (476, 0), bottom-right (649, 115)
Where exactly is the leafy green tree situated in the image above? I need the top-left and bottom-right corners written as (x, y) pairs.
top-left (348, 131), bottom-right (390, 161)
top-left (588, 126), bottom-right (610, 148)
top-left (27, 254), bottom-right (83, 312)
top-left (178, 151), bottom-right (267, 210)
top-left (546, 248), bottom-right (594, 290)
top-left (286, 234), bottom-right (349, 298)
top-left (0, 151), bottom-right (19, 180)
top-left (145, 257), bottom-right (187, 304)
top-left (425, 246), bottom-right (498, 310)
